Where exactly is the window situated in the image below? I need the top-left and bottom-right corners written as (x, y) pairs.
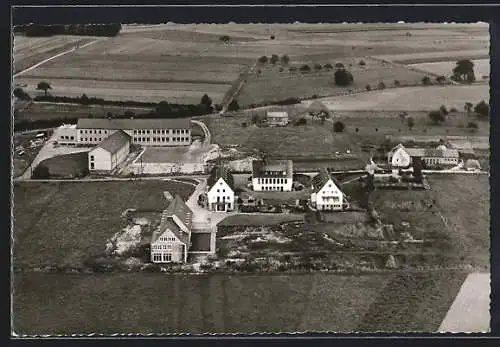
top-left (223, 189), bottom-right (225, 192)
top-left (153, 253), bottom-right (162, 262)
top-left (146, 130), bottom-right (150, 134)
top-left (134, 130), bottom-right (137, 134)
top-left (70, 136), bottom-right (74, 140)
top-left (217, 189), bottom-right (220, 193)
top-left (167, 244), bottom-right (172, 249)
top-left (105, 131), bottom-right (108, 134)
top-left (163, 253), bottom-right (172, 262)
top-left (99, 138), bottom-right (101, 141)
top-left (90, 162), bottom-right (94, 169)
top-left (98, 130), bottom-right (101, 134)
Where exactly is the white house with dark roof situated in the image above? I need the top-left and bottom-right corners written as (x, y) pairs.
top-left (150, 195), bottom-right (193, 263)
top-left (251, 159), bottom-right (293, 192)
top-left (76, 118), bottom-right (191, 147)
top-left (265, 111), bottom-right (289, 127)
top-left (387, 143), bottom-right (459, 168)
top-left (310, 168), bottom-right (347, 211)
top-left (88, 130), bottom-right (131, 172)
top-left (206, 166), bottom-right (235, 212)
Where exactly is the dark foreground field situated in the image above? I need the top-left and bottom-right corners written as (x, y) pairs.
top-left (13, 270), bottom-right (467, 335)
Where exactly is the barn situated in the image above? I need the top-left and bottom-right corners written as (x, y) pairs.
top-left (88, 130), bottom-right (131, 172)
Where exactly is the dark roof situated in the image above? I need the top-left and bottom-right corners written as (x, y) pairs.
top-left (151, 214), bottom-right (190, 244)
top-left (77, 118), bottom-right (191, 130)
top-left (389, 144), bottom-right (458, 159)
top-left (94, 130), bottom-right (130, 154)
top-left (207, 166), bottom-right (234, 191)
top-left (164, 195), bottom-right (193, 231)
top-left (252, 160), bottom-right (293, 178)
top-left (312, 168), bottom-right (340, 192)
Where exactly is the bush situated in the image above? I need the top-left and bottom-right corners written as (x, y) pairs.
top-left (32, 165), bottom-right (50, 179)
top-left (378, 81), bottom-right (386, 89)
top-left (365, 84), bottom-right (371, 91)
top-left (313, 63), bottom-right (323, 70)
top-left (449, 107), bottom-right (458, 113)
top-left (334, 69), bottom-right (354, 86)
top-left (422, 76), bottom-right (432, 85)
top-left (394, 80), bottom-right (400, 87)
top-left (333, 121), bottom-right (345, 132)
top-left (289, 66), bottom-right (297, 72)
top-left (270, 54), bottom-right (279, 64)
top-left (228, 100), bottom-right (240, 111)
top-left (219, 35), bottom-right (230, 42)
top-left (355, 127), bottom-right (359, 132)
top-left (258, 56), bottom-right (268, 64)
top-left (242, 122), bottom-right (247, 127)
top-left (474, 100), bottom-right (490, 118)
top-left (436, 75), bottom-right (446, 84)
top-left (279, 67), bottom-right (284, 72)
top-left (295, 118), bottom-right (307, 126)
top-left (358, 60), bottom-right (366, 66)
top-left (439, 105), bottom-right (449, 116)
top-left (13, 87), bottom-right (31, 101)
top-left (323, 63), bottom-right (333, 70)
top-left (300, 64), bottom-right (311, 73)
top-left (467, 121), bottom-right (479, 130)
top-left (270, 35), bottom-right (275, 40)
top-left (428, 110), bottom-right (445, 124)
top-left (311, 94), bottom-right (318, 99)
top-left (281, 54), bottom-right (290, 65)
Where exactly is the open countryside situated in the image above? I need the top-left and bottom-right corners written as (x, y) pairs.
top-left (12, 22), bottom-right (490, 335)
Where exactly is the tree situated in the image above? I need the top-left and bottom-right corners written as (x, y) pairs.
top-left (156, 101), bottom-right (172, 115)
top-left (228, 100), bottom-right (240, 111)
top-left (219, 35), bottom-right (230, 43)
top-left (358, 60), bottom-right (366, 66)
top-left (289, 66), bottom-right (297, 72)
top-left (453, 59), bottom-right (476, 82)
top-left (365, 84), bottom-right (371, 91)
top-left (32, 164), bottom-right (50, 179)
top-left (333, 121), bottom-right (345, 132)
top-left (80, 93), bottom-right (90, 105)
top-left (422, 76), bottom-right (432, 85)
top-left (412, 157), bottom-right (423, 183)
top-left (270, 54), bottom-right (279, 64)
top-left (407, 116), bottom-right (415, 130)
top-left (439, 105), bottom-right (449, 116)
top-left (428, 110), bottom-right (445, 124)
top-left (300, 64), bottom-right (311, 73)
top-left (200, 94), bottom-right (213, 108)
top-left (474, 100), bottom-right (490, 118)
top-left (323, 63), bottom-right (333, 70)
top-left (436, 75), bottom-right (446, 84)
top-left (36, 81), bottom-right (52, 96)
top-left (394, 80), bottom-right (400, 87)
top-left (313, 63), bottom-right (323, 70)
top-left (294, 118), bottom-right (307, 126)
top-left (270, 35), bottom-right (275, 40)
top-left (378, 81), bottom-right (386, 89)
top-left (334, 69), bottom-right (354, 86)
top-left (335, 63), bottom-right (345, 70)
top-left (280, 54), bottom-right (290, 65)
top-left (251, 114), bottom-right (261, 125)
top-left (13, 87), bottom-right (31, 100)
top-left (467, 121), bottom-right (479, 131)
top-left (258, 56), bottom-right (268, 64)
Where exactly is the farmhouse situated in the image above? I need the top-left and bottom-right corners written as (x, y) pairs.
top-left (88, 130), bottom-right (131, 172)
top-left (206, 166), bottom-right (235, 212)
top-left (310, 168), bottom-right (348, 211)
top-left (387, 143), bottom-right (459, 168)
top-left (76, 118), bottom-right (191, 147)
top-left (251, 159), bottom-right (293, 192)
top-left (150, 195), bottom-right (193, 263)
top-left (265, 111), bottom-right (289, 127)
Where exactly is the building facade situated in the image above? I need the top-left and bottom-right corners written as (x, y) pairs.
top-left (387, 143), bottom-right (459, 169)
top-left (56, 124), bottom-right (78, 145)
top-left (266, 111), bottom-right (289, 127)
top-left (76, 118), bottom-right (191, 147)
top-left (151, 195), bottom-right (193, 263)
top-left (206, 166), bottom-right (235, 212)
top-left (251, 159), bottom-right (293, 192)
top-left (310, 169), bottom-right (347, 211)
top-left (88, 130), bottom-right (130, 172)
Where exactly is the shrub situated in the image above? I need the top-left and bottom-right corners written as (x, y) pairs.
top-left (365, 84), bottom-right (371, 91)
top-left (242, 122), bottom-right (247, 127)
top-left (467, 121), bottom-right (479, 130)
top-left (394, 80), bottom-right (400, 87)
top-left (295, 118), bottom-right (307, 126)
top-left (228, 100), bottom-right (240, 111)
top-left (422, 76), bottom-right (432, 85)
top-left (449, 107), bottom-right (458, 113)
top-left (334, 69), bottom-right (354, 86)
top-left (358, 60), bottom-right (366, 66)
top-left (439, 105), bottom-right (449, 116)
top-left (474, 100), bottom-right (490, 118)
top-left (378, 81), bottom-right (386, 89)
top-left (311, 94), bottom-right (318, 99)
top-left (436, 75), bottom-right (446, 84)
top-left (270, 35), bottom-right (275, 40)
top-left (281, 54), bottom-right (290, 65)
top-left (355, 127), bottom-right (359, 132)
top-left (32, 164), bottom-right (50, 179)
top-left (289, 66), bottom-right (297, 72)
top-left (333, 121), bottom-right (345, 132)
top-left (270, 54), bottom-right (279, 64)
top-left (279, 67), bottom-right (284, 72)
top-left (300, 64), bottom-right (311, 72)
top-left (323, 63), bottom-right (333, 70)
top-left (258, 56), bottom-right (268, 64)
top-left (428, 110), bottom-right (445, 124)
top-left (13, 87), bottom-right (31, 101)
top-left (219, 35), bottom-right (230, 42)
top-left (313, 63), bottom-right (323, 70)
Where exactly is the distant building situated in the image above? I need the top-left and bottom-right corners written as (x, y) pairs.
top-left (265, 111), bottom-right (289, 127)
top-left (76, 118), bottom-right (191, 147)
top-left (310, 168), bottom-right (347, 211)
top-left (251, 159), bottom-right (293, 192)
top-left (56, 124), bottom-right (78, 145)
top-left (387, 143), bottom-right (459, 168)
top-left (464, 159), bottom-right (481, 171)
top-left (88, 130), bottom-right (131, 172)
top-left (150, 195), bottom-right (193, 263)
top-left (206, 166), bottom-right (235, 212)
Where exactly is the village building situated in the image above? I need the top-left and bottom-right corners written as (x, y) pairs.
top-left (88, 130), bottom-right (131, 172)
top-left (387, 143), bottom-right (459, 168)
top-left (265, 111), bottom-right (289, 127)
top-left (56, 124), bottom-right (78, 146)
top-left (150, 195), bottom-right (193, 263)
top-left (310, 168), bottom-right (348, 211)
top-left (251, 159), bottom-right (294, 192)
top-left (76, 118), bottom-right (191, 147)
top-left (206, 166), bottom-right (235, 212)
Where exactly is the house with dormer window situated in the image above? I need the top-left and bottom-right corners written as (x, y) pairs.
top-left (150, 195), bottom-right (193, 263)
top-left (310, 169), bottom-right (348, 211)
top-left (206, 166), bottom-right (235, 212)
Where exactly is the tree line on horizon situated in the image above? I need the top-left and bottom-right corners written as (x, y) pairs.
top-left (14, 23), bottom-right (122, 37)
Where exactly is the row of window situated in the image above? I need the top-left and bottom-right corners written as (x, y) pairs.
top-left (81, 138), bottom-right (102, 142)
top-left (80, 130), bottom-right (108, 135)
top-left (133, 129), bottom-right (188, 135)
top-left (152, 244), bottom-right (172, 250)
top-left (216, 196), bottom-right (231, 202)
top-left (60, 136), bottom-right (75, 140)
top-left (424, 158), bottom-right (457, 164)
top-left (159, 237), bottom-right (176, 242)
top-left (260, 186), bottom-right (285, 191)
top-left (152, 253), bottom-right (172, 262)
top-left (322, 204), bottom-right (341, 209)
top-left (132, 137), bottom-right (189, 143)
top-left (257, 178), bottom-right (288, 185)
top-left (321, 196), bottom-right (340, 200)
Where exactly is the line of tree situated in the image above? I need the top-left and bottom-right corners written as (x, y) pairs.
top-left (15, 23), bottom-right (122, 37)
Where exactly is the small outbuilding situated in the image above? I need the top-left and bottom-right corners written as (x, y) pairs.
top-left (88, 130), bottom-right (130, 172)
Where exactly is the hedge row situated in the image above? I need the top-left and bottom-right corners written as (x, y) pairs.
top-left (15, 23), bottom-right (122, 37)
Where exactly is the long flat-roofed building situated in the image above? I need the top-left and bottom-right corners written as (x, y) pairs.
top-left (76, 118), bottom-right (191, 147)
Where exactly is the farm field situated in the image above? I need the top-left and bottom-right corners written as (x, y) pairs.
top-left (37, 152), bottom-right (88, 178)
top-left (373, 49), bottom-right (489, 65)
top-left (301, 84), bottom-right (490, 112)
top-left (13, 35), bottom-right (96, 74)
top-left (236, 56), bottom-right (434, 107)
top-left (218, 213), bottom-right (305, 227)
top-left (12, 270), bottom-right (467, 334)
top-left (15, 102), bottom-right (153, 124)
top-left (409, 59), bottom-right (490, 79)
top-left (12, 180), bottom-right (195, 271)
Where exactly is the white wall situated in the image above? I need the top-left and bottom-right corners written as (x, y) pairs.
top-left (129, 128), bottom-right (191, 146)
top-left (207, 178), bottom-right (235, 211)
top-left (88, 147), bottom-right (112, 171)
top-left (390, 148), bottom-right (411, 167)
top-left (57, 126), bottom-right (78, 145)
top-left (252, 177), bottom-right (292, 192)
top-left (151, 230), bottom-right (186, 263)
top-left (311, 179), bottom-right (344, 211)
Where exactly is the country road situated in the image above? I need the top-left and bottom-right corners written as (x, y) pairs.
top-left (14, 39), bottom-right (100, 78)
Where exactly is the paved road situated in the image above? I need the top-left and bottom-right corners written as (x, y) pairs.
top-left (219, 60), bottom-right (258, 115)
top-left (14, 40), bottom-right (99, 78)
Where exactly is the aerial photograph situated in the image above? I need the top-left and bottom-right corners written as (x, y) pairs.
top-left (12, 21), bottom-right (491, 335)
